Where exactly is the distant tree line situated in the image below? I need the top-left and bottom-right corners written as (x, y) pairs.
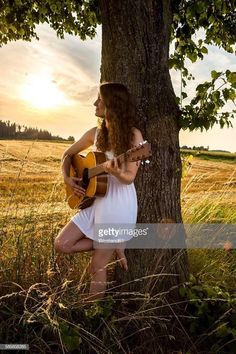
top-left (0, 120), bottom-right (74, 141)
top-left (181, 145), bottom-right (209, 151)
top-left (181, 145), bottom-right (231, 153)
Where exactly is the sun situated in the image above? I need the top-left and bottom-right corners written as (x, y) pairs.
top-left (21, 71), bottom-right (69, 109)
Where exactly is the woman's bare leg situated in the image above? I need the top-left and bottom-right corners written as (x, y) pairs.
top-left (88, 247), bottom-right (115, 301)
top-left (54, 220), bottom-right (94, 254)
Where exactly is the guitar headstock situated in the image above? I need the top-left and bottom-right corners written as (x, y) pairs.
top-left (125, 141), bottom-right (152, 163)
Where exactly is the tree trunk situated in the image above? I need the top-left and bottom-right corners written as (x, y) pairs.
top-left (99, 0), bottom-right (189, 349)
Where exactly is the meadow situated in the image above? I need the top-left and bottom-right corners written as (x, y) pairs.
top-left (181, 149), bottom-right (236, 163)
top-left (0, 140), bottom-right (236, 353)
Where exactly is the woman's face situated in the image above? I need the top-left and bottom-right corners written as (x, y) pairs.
top-left (93, 93), bottom-right (106, 118)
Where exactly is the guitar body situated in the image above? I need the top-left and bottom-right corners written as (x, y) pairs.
top-left (64, 140), bottom-right (152, 210)
top-left (66, 151), bottom-right (108, 209)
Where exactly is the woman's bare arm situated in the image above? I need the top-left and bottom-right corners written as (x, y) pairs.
top-left (61, 126), bottom-right (97, 181)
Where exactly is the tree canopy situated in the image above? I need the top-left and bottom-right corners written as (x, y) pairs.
top-left (0, 0), bottom-right (235, 131)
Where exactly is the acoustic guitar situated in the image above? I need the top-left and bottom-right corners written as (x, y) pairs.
top-left (65, 141), bottom-right (152, 209)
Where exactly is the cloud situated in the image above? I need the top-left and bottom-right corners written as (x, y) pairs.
top-left (0, 23), bottom-right (101, 139)
top-left (34, 23), bottom-right (102, 81)
top-left (0, 24), bottom-right (235, 150)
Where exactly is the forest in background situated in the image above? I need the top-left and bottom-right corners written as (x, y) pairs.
top-left (0, 119), bottom-right (74, 141)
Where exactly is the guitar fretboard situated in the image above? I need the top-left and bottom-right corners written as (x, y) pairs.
top-left (88, 153), bottom-right (127, 178)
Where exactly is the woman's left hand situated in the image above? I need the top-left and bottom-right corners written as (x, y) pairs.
top-left (103, 157), bottom-right (123, 177)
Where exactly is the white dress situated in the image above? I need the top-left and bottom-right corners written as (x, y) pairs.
top-left (71, 127), bottom-right (138, 243)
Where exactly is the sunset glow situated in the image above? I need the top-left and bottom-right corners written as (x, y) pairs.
top-left (0, 23), bottom-right (235, 149)
top-left (21, 71), bottom-right (68, 109)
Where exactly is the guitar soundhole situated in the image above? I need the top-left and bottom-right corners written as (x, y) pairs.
top-left (82, 168), bottom-right (89, 189)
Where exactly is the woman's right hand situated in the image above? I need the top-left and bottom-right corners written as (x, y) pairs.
top-left (115, 248), bottom-right (128, 271)
top-left (64, 176), bottom-right (86, 197)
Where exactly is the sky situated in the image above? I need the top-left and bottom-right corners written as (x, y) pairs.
top-left (0, 24), bottom-right (235, 152)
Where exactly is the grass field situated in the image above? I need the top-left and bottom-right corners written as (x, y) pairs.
top-left (0, 140), bottom-right (236, 285)
top-left (1, 140), bottom-right (236, 353)
top-left (181, 148), bottom-right (236, 163)
top-left (181, 154), bottom-right (236, 223)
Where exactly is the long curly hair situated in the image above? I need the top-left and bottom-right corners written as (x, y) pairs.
top-left (96, 82), bottom-right (137, 157)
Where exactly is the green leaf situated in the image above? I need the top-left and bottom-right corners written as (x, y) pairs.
top-left (168, 58), bottom-right (180, 69)
top-left (201, 46), bottom-right (208, 54)
top-left (175, 96), bottom-right (181, 105)
top-left (216, 323), bottom-right (228, 337)
top-left (229, 89), bottom-right (236, 101)
top-left (195, 2), bottom-right (205, 14)
top-left (179, 286), bottom-right (187, 297)
top-left (211, 70), bottom-right (221, 80)
top-left (228, 72), bottom-right (236, 84)
top-left (59, 321), bottom-right (82, 351)
top-left (209, 15), bottom-right (215, 24)
top-left (222, 88), bottom-right (230, 101)
top-left (19, 28), bottom-right (25, 36)
top-left (211, 91), bottom-right (220, 104)
top-left (63, 334), bottom-right (81, 351)
top-left (188, 52), bottom-right (198, 63)
top-left (219, 118), bottom-right (225, 128)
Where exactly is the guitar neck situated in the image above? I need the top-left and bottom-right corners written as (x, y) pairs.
top-left (87, 141), bottom-right (151, 179)
top-left (88, 153), bottom-right (126, 179)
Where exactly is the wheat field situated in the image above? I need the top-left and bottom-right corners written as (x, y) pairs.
top-left (1, 140), bottom-right (236, 353)
top-left (0, 140), bottom-right (236, 289)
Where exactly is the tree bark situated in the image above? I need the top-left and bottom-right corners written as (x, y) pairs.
top-left (99, 0), bottom-right (189, 348)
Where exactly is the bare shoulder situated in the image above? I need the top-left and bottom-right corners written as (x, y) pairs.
top-left (90, 126), bottom-right (98, 135)
top-left (131, 126), bottom-right (142, 134)
top-left (89, 126), bottom-right (98, 142)
top-left (62, 126), bottom-right (98, 157)
top-left (131, 127), bottom-right (144, 142)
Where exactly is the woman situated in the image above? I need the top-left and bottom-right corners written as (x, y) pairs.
top-left (54, 82), bottom-right (144, 302)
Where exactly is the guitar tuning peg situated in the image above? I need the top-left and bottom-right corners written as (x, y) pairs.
top-left (145, 159), bottom-right (150, 164)
top-left (141, 161), bottom-right (144, 165)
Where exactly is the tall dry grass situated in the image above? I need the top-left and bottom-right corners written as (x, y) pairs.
top-left (181, 155), bottom-right (236, 292)
top-left (0, 141), bottom-right (236, 353)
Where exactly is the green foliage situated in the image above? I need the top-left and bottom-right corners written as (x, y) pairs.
top-left (59, 320), bottom-right (82, 352)
top-left (170, 0), bottom-right (236, 131)
top-left (179, 274), bottom-right (236, 353)
top-left (169, 0), bottom-right (236, 88)
top-left (181, 149), bottom-right (236, 163)
top-left (0, 0), bottom-right (101, 45)
top-left (171, 0), bottom-right (236, 57)
top-left (178, 70), bottom-right (236, 131)
top-left (181, 153), bottom-right (193, 178)
top-left (84, 295), bottom-right (114, 321)
top-left (0, 0), bottom-right (235, 132)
